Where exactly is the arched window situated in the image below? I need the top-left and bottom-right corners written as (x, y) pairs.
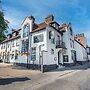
top-left (23, 24), bottom-right (30, 37)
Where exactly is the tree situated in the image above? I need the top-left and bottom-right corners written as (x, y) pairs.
top-left (0, 11), bottom-right (9, 42)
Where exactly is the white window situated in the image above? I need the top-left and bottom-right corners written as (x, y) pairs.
top-left (16, 39), bottom-right (19, 46)
top-left (21, 39), bottom-right (29, 53)
top-left (3, 44), bottom-right (5, 49)
top-left (63, 55), bottom-right (68, 62)
top-left (72, 40), bottom-right (74, 48)
top-left (33, 34), bottom-right (43, 43)
top-left (31, 47), bottom-right (36, 61)
top-left (70, 39), bottom-right (72, 48)
top-left (12, 40), bottom-right (15, 47)
top-left (11, 54), bottom-right (14, 59)
top-left (13, 33), bottom-right (16, 37)
top-left (51, 49), bottom-right (54, 54)
top-left (1, 44), bottom-right (3, 49)
top-left (49, 31), bottom-right (55, 44)
top-left (23, 24), bottom-right (29, 37)
top-left (49, 31), bottom-right (52, 39)
top-left (15, 53), bottom-right (18, 59)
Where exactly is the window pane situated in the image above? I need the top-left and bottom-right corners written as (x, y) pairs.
top-left (63, 55), bottom-right (68, 62)
top-left (21, 39), bottom-right (29, 53)
top-left (23, 25), bottom-right (29, 37)
top-left (31, 47), bottom-right (36, 61)
top-left (34, 34), bottom-right (43, 43)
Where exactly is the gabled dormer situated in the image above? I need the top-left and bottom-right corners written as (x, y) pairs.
top-left (12, 29), bottom-right (20, 37)
top-left (59, 23), bottom-right (74, 36)
top-left (7, 34), bottom-right (12, 39)
top-left (21, 15), bottom-right (35, 38)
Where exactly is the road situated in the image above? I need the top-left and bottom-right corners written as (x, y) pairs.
top-left (36, 68), bottom-right (90, 90)
top-left (0, 63), bottom-right (90, 90)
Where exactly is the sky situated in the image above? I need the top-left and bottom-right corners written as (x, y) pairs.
top-left (1, 0), bottom-right (90, 45)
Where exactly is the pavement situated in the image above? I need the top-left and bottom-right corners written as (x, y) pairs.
top-left (0, 62), bottom-right (90, 90)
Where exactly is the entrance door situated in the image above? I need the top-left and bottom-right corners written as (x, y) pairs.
top-left (58, 52), bottom-right (62, 64)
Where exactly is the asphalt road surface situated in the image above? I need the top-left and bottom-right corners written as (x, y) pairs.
top-left (36, 68), bottom-right (90, 90)
top-left (0, 63), bottom-right (90, 90)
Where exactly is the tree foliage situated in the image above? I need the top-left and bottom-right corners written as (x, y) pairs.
top-left (0, 11), bottom-right (8, 42)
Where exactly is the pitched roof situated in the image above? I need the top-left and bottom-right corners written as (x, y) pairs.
top-left (59, 26), bottom-right (66, 32)
top-left (32, 22), bottom-right (47, 32)
top-left (59, 23), bottom-right (69, 32)
top-left (0, 35), bottom-right (20, 44)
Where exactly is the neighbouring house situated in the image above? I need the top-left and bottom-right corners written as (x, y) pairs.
top-left (74, 33), bottom-right (87, 48)
top-left (59, 24), bottom-right (88, 65)
top-left (59, 23), bottom-right (76, 65)
top-left (0, 29), bottom-right (21, 63)
top-left (0, 14), bottom-right (89, 71)
top-left (74, 34), bottom-right (88, 64)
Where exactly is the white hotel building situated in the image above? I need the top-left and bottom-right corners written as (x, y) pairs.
top-left (0, 15), bottom-right (88, 71)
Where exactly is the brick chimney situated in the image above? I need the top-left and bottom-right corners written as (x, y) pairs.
top-left (75, 33), bottom-right (87, 48)
top-left (45, 14), bottom-right (54, 24)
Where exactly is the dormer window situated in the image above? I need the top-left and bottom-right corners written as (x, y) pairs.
top-left (23, 24), bottom-right (30, 37)
top-left (13, 32), bottom-right (16, 37)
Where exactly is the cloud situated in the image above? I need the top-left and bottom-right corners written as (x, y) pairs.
top-left (2, 0), bottom-right (90, 45)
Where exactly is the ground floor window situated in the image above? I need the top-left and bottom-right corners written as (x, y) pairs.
top-left (31, 47), bottom-right (36, 61)
top-left (71, 50), bottom-right (76, 62)
top-left (63, 55), bottom-right (68, 62)
top-left (11, 54), bottom-right (14, 59)
top-left (51, 49), bottom-right (54, 54)
top-left (15, 53), bottom-right (18, 59)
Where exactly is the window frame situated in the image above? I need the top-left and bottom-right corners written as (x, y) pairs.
top-left (23, 24), bottom-right (30, 38)
top-left (33, 34), bottom-right (44, 43)
top-left (63, 55), bottom-right (68, 62)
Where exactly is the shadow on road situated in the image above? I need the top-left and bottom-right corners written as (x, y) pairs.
top-left (0, 77), bottom-right (30, 85)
